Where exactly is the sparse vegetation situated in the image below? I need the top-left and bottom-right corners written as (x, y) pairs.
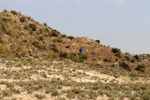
top-left (0, 9), bottom-right (150, 100)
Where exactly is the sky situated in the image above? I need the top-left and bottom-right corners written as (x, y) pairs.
top-left (0, 0), bottom-right (150, 54)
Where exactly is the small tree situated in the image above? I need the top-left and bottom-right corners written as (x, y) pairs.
top-left (96, 40), bottom-right (100, 43)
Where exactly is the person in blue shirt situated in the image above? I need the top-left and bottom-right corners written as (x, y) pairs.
top-left (79, 47), bottom-right (83, 55)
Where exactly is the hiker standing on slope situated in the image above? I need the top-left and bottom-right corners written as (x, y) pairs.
top-left (79, 47), bottom-right (83, 55)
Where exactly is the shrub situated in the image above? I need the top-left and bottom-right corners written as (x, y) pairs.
top-left (2, 89), bottom-right (12, 97)
top-left (79, 54), bottom-right (88, 60)
top-left (96, 40), bottom-right (100, 43)
top-left (51, 47), bottom-right (59, 53)
top-left (1, 17), bottom-right (12, 22)
top-left (66, 45), bottom-right (70, 48)
top-left (67, 36), bottom-right (75, 40)
top-left (50, 29), bottom-right (60, 37)
top-left (0, 27), bottom-right (3, 34)
top-left (0, 44), bottom-right (13, 57)
top-left (111, 48), bottom-right (120, 54)
top-left (1, 23), bottom-right (8, 33)
top-left (29, 23), bottom-right (36, 31)
top-left (13, 44), bottom-right (28, 57)
top-left (71, 88), bottom-right (82, 94)
top-left (140, 93), bottom-right (150, 100)
top-left (2, 9), bottom-right (8, 13)
top-left (20, 17), bottom-right (26, 22)
top-left (103, 58), bottom-right (111, 62)
top-left (7, 29), bottom-right (20, 37)
top-left (51, 89), bottom-right (59, 96)
top-left (24, 26), bottom-right (29, 30)
top-left (11, 10), bottom-right (18, 15)
top-left (43, 22), bottom-right (47, 26)
top-left (69, 53), bottom-right (76, 60)
top-left (134, 55), bottom-right (140, 61)
top-left (32, 40), bottom-right (43, 49)
top-left (119, 61), bottom-right (131, 71)
top-left (124, 55), bottom-right (130, 61)
top-left (62, 34), bottom-right (67, 37)
top-left (59, 51), bottom-right (68, 58)
top-left (35, 94), bottom-right (45, 99)
top-left (115, 52), bottom-right (122, 58)
top-left (135, 64), bottom-right (145, 72)
top-left (47, 50), bottom-right (58, 58)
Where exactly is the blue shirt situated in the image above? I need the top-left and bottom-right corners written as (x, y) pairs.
top-left (79, 48), bottom-right (83, 53)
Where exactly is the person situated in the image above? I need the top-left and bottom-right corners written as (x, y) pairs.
top-left (79, 47), bottom-right (83, 55)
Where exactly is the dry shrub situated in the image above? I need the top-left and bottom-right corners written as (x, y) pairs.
top-left (47, 50), bottom-right (58, 58)
top-left (32, 40), bottom-right (44, 49)
top-left (2, 9), bottom-right (11, 17)
top-left (0, 23), bottom-right (9, 33)
top-left (0, 44), bottom-right (13, 57)
top-left (13, 44), bottom-right (28, 57)
top-left (0, 27), bottom-right (4, 34)
top-left (1, 17), bottom-right (12, 22)
top-left (7, 28), bottom-right (20, 37)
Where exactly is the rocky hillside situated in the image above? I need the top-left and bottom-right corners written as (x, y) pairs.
top-left (0, 9), bottom-right (150, 74)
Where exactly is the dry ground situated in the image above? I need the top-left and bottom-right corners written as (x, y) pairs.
top-left (0, 57), bottom-right (149, 100)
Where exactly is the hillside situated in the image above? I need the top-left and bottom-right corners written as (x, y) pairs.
top-left (0, 9), bottom-right (150, 73)
top-left (0, 9), bottom-right (150, 100)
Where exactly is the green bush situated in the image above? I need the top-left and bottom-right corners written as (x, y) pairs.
top-left (103, 58), bottom-right (111, 62)
top-left (62, 34), bottom-right (67, 37)
top-left (2, 89), bottom-right (12, 97)
top-left (71, 88), bottom-right (82, 94)
top-left (135, 64), bottom-right (145, 72)
top-left (96, 40), bottom-right (100, 43)
top-left (50, 29), bottom-right (60, 37)
top-left (43, 22), bottom-right (47, 26)
top-left (79, 54), bottom-right (88, 60)
top-left (32, 40), bottom-right (43, 49)
top-left (67, 36), bottom-right (75, 40)
top-left (20, 17), bottom-right (26, 22)
top-left (59, 51), bottom-right (68, 58)
top-left (35, 94), bottom-right (45, 99)
top-left (119, 61), bottom-right (131, 71)
top-left (11, 10), bottom-right (18, 15)
top-left (111, 48), bottom-right (120, 54)
top-left (134, 55), bottom-right (140, 61)
top-left (51, 47), bottom-right (59, 53)
top-left (29, 24), bottom-right (36, 31)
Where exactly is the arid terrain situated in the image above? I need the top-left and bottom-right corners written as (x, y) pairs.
top-left (0, 9), bottom-right (150, 100)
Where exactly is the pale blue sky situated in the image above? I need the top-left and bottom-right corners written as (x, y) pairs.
top-left (0, 0), bottom-right (150, 54)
